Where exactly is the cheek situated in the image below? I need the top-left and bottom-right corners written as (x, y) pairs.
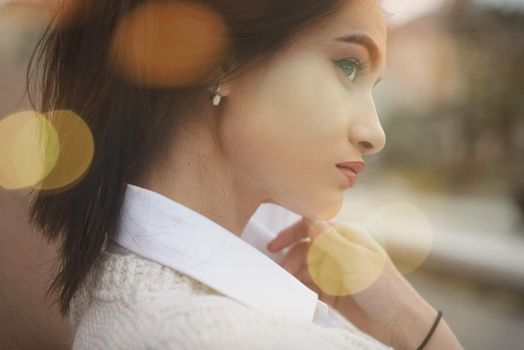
top-left (222, 56), bottom-right (350, 218)
top-left (237, 131), bottom-right (344, 220)
top-left (248, 55), bottom-right (349, 155)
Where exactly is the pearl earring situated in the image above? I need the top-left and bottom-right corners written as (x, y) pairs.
top-left (212, 84), bottom-right (222, 106)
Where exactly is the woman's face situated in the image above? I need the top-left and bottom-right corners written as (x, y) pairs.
top-left (220, 0), bottom-right (387, 220)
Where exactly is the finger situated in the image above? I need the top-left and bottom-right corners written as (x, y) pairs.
top-left (331, 222), bottom-right (385, 253)
top-left (296, 265), bottom-right (320, 292)
top-left (280, 241), bottom-right (308, 275)
top-left (267, 217), bottom-right (308, 252)
top-left (306, 220), bottom-right (335, 241)
top-left (296, 264), bottom-right (314, 286)
top-left (307, 221), bottom-right (366, 264)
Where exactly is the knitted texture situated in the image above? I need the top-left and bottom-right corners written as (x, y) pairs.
top-left (69, 250), bottom-right (393, 349)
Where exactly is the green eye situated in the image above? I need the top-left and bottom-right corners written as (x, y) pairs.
top-left (334, 58), bottom-right (363, 82)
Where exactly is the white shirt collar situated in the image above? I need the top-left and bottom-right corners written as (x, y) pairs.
top-left (113, 183), bottom-right (328, 323)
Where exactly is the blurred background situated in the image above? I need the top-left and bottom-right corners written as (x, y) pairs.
top-left (1, 0), bottom-right (523, 349)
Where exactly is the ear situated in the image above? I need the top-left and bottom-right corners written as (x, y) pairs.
top-left (206, 61), bottom-right (236, 97)
top-left (206, 79), bottom-right (232, 98)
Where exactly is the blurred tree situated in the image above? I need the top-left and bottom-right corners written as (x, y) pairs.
top-left (379, 0), bottom-right (524, 196)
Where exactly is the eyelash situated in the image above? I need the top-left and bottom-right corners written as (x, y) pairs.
top-left (333, 58), bottom-right (367, 82)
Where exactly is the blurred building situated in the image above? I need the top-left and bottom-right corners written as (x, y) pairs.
top-left (377, 0), bottom-right (524, 200)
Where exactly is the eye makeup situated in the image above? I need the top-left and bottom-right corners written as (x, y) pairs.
top-left (333, 57), bottom-right (367, 82)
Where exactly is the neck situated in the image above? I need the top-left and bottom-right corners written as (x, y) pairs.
top-left (135, 120), bottom-right (262, 236)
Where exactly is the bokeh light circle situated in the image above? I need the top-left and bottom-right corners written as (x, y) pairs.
top-left (109, 0), bottom-right (230, 87)
top-left (364, 201), bottom-right (434, 276)
top-left (33, 110), bottom-right (94, 191)
top-left (306, 222), bottom-right (388, 296)
top-left (0, 111), bottom-right (59, 189)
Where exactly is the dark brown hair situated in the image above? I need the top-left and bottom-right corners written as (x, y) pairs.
top-left (26, 0), bottom-right (344, 318)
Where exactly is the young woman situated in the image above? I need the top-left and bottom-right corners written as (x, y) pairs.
top-left (27, 0), bottom-right (464, 348)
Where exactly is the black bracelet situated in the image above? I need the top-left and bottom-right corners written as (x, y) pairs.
top-left (416, 310), bottom-right (443, 350)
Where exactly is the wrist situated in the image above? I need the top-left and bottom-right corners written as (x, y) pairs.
top-left (389, 294), bottom-right (438, 350)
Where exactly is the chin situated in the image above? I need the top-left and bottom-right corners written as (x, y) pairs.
top-left (303, 192), bottom-right (344, 221)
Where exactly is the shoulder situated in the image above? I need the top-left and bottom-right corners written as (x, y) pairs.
top-left (72, 291), bottom-right (355, 350)
top-left (71, 251), bottom-right (391, 350)
top-left (74, 292), bottom-right (391, 350)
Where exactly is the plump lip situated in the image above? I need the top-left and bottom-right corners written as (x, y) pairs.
top-left (337, 166), bottom-right (357, 187)
top-left (336, 161), bottom-right (366, 174)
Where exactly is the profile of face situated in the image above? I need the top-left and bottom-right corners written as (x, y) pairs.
top-left (217, 0), bottom-right (387, 220)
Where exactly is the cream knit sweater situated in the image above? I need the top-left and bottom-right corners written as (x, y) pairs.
top-left (69, 249), bottom-right (394, 349)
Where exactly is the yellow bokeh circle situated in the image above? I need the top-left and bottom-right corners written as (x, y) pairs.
top-left (364, 201), bottom-right (434, 276)
top-left (0, 111), bottom-right (59, 190)
top-left (306, 223), bottom-right (388, 296)
top-left (33, 110), bottom-right (94, 191)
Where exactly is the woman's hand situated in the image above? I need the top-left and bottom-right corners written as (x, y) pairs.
top-left (266, 217), bottom-right (443, 349)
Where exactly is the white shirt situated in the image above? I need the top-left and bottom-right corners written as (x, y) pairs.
top-left (111, 184), bottom-right (363, 331)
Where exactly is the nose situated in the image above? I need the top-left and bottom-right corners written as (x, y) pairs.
top-left (348, 96), bottom-right (386, 156)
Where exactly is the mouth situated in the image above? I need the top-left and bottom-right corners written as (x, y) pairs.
top-left (335, 161), bottom-right (366, 174)
top-left (335, 161), bottom-right (365, 188)
top-left (336, 165), bottom-right (357, 187)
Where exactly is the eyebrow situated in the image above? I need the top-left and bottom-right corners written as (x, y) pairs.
top-left (334, 32), bottom-right (381, 66)
top-left (334, 32), bottom-right (384, 86)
